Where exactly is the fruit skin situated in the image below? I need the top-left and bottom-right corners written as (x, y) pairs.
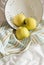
top-left (12, 13), bottom-right (26, 26)
top-left (24, 18), bottom-right (37, 30)
top-left (16, 27), bottom-right (30, 40)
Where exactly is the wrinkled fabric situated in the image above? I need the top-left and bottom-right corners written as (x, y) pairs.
top-left (0, 0), bottom-right (44, 65)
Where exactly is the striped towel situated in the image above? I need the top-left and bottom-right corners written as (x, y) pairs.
top-left (0, 21), bottom-right (44, 65)
top-left (0, 26), bottom-right (31, 56)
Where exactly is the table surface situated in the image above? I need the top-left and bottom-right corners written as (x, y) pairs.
top-left (0, 0), bottom-right (44, 65)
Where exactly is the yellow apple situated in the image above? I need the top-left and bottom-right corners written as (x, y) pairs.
top-left (12, 13), bottom-right (26, 26)
top-left (16, 27), bottom-right (30, 40)
top-left (24, 18), bottom-right (37, 30)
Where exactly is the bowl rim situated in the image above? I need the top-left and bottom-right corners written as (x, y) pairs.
top-left (5, 0), bottom-right (43, 30)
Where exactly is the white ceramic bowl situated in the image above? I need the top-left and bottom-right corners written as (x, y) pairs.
top-left (5, 0), bottom-right (43, 29)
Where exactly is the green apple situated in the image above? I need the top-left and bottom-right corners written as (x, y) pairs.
top-left (16, 27), bottom-right (30, 40)
top-left (12, 13), bottom-right (26, 26)
top-left (24, 17), bottom-right (37, 30)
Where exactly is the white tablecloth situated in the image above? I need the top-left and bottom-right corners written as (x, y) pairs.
top-left (0, 0), bottom-right (44, 65)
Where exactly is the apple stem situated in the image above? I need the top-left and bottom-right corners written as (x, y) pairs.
top-left (24, 20), bottom-right (26, 25)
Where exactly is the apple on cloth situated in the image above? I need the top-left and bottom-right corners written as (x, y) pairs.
top-left (16, 27), bottom-right (30, 40)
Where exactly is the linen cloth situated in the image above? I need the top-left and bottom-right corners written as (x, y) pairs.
top-left (0, 0), bottom-right (44, 65)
